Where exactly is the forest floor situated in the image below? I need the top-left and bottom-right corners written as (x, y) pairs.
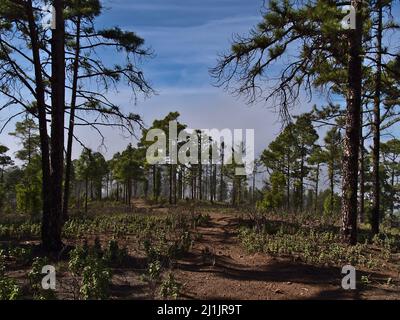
top-left (172, 210), bottom-right (399, 300)
top-left (1, 199), bottom-right (400, 300)
top-left (113, 199), bottom-right (400, 300)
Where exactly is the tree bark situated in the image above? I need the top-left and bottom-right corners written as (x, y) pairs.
top-left (359, 113), bottom-right (365, 223)
top-left (169, 165), bottom-right (173, 204)
top-left (219, 142), bottom-right (225, 202)
top-left (371, 0), bottom-right (383, 236)
top-left (390, 168), bottom-right (395, 222)
top-left (329, 164), bottom-right (334, 215)
top-left (85, 174), bottom-right (88, 214)
top-left (47, 0), bottom-right (66, 252)
top-left (152, 165), bottom-right (157, 200)
top-left (300, 153), bottom-right (305, 212)
top-left (341, 0), bottom-right (363, 245)
top-left (314, 163), bottom-right (319, 215)
top-left (25, 0), bottom-right (53, 251)
top-left (63, 13), bottom-right (82, 221)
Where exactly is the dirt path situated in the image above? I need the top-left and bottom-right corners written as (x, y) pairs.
top-left (173, 212), bottom-right (399, 300)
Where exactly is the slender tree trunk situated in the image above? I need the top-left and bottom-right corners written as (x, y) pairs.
top-left (46, 0), bottom-right (66, 251)
top-left (198, 164), bottom-right (202, 201)
top-left (390, 168), bottom-right (395, 222)
top-left (85, 174), bottom-right (88, 214)
top-left (191, 170), bottom-right (195, 200)
top-left (341, 0), bottom-right (363, 245)
top-left (173, 165), bottom-right (177, 204)
top-left (169, 165), bottom-right (173, 204)
top-left (314, 163), bottom-right (320, 215)
top-left (128, 179), bottom-right (132, 206)
top-left (152, 165), bottom-right (157, 200)
top-left (63, 14), bottom-right (81, 221)
top-left (371, 0), bottom-right (383, 236)
top-left (219, 142), bottom-right (225, 202)
top-left (26, 0), bottom-right (54, 251)
top-left (300, 154), bottom-right (305, 212)
top-left (27, 115), bottom-right (32, 165)
top-left (144, 178), bottom-right (149, 199)
top-left (90, 181), bottom-right (94, 200)
top-left (359, 124), bottom-right (365, 223)
top-left (106, 175), bottom-right (109, 199)
top-left (178, 167), bottom-right (183, 200)
top-left (286, 159), bottom-right (290, 212)
top-left (213, 164), bottom-right (217, 203)
top-left (252, 168), bottom-right (256, 204)
top-left (329, 165), bottom-right (335, 215)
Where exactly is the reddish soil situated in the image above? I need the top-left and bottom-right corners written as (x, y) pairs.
top-left (172, 212), bottom-right (400, 300)
top-left (3, 201), bottom-right (399, 300)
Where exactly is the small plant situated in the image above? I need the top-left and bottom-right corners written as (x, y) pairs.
top-left (103, 239), bottom-right (128, 266)
top-left (143, 238), bottom-right (164, 264)
top-left (92, 237), bottom-right (103, 258)
top-left (0, 250), bottom-right (21, 300)
top-left (80, 256), bottom-right (111, 300)
top-left (5, 246), bottom-right (34, 265)
top-left (160, 273), bottom-right (182, 299)
top-left (68, 242), bottom-right (112, 300)
top-left (192, 214), bottom-right (211, 228)
top-left (28, 257), bottom-right (56, 300)
top-left (68, 243), bottom-right (89, 275)
top-left (238, 225), bottom-right (384, 269)
top-left (147, 260), bottom-right (162, 281)
top-left (361, 275), bottom-right (371, 286)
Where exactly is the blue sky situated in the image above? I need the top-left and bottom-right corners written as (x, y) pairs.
top-left (70, 0), bottom-right (289, 164)
top-left (1, 0), bottom-right (399, 181)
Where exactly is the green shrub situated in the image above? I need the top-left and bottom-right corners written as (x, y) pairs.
top-left (80, 256), bottom-right (111, 300)
top-left (147, 260), bottom-right (162, 281)
top-left (160, 273), bottom-right (182, 299)
top-left (68, 242), bottom-right (89, 275)
top-left (28, 257), bottom-right (57, 300)
top-left (0, 250), bottom-right (21, 300)
top-left (103, 239), bottom-right (128, 266)
top-left (238, 225), bottom-right (387, 269)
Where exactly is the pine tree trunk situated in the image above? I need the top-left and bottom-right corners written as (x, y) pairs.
top-left (213, 164), bottom-right (217, 203)
top-left (341, 0), bottom-right (363, 245)
top-left (252, 168), bottom-right (256, 204)
top-left (85, 175), bottom-right (88, 214)
top-left (314, 163), bottom-right (319, 215)
top-left (300, 154), bottom-right (305, 212)
top-left (63, 13), bottom-right (81, 221)
top-left (169, 165), bottom-right (173, 204)
top-left (359, 124), bottom-right (365, 223)
top-left (178, 167), bottom-right (183, 200)
top-left (390, 168), bottom-right (395, 222)
top-left (173, 165), bottom-right (177, 204)
top-left (286, 159), bottom-right (290, 212)
top-left (371, 0), bottom-right (383, 236)
top-left (219, 142), bottom-right (224, 202)
top-left (25, 1), bottom-right (53, 251)
top-left (329, 166), bottom-right (334, 215)
top-left (153, 165), bottom-right (157, 200)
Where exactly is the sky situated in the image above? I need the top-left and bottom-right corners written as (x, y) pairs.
top-left (0, 0), bottom-right (288, 171)
top-left (82, 0), bottom-right (287, 161)
top-left (1, 0), bottom-right (399, 186)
